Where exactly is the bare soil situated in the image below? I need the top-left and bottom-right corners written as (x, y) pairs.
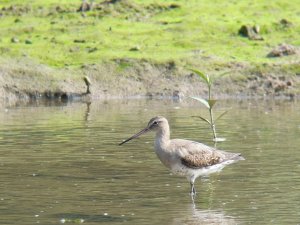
top-left (1, 59), bottom-right (299, 107)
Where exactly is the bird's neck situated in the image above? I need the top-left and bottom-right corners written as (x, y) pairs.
top-left (155, 127), bottom-right (170, 150)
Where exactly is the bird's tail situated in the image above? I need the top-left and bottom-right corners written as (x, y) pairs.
top-left (233, 153), bottom-right (245, 161)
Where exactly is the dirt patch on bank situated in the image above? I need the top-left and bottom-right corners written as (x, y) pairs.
top-left (1, 59), bottom-right (300, 107)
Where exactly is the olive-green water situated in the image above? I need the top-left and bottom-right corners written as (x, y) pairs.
top-left (0, 99), bottom-right (299, 225)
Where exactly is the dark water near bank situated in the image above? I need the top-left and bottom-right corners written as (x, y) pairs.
top-left (0, 99), bottom-right (300, 225)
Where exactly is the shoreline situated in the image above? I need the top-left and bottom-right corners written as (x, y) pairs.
top-left (1, 59), bottom-right (299, 108)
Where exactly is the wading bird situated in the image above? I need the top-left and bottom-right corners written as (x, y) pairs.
top-left (119, 116), bottom-right (244, 196)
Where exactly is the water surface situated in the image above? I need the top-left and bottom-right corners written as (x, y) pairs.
top-left (0, 99), bottom-right (300, 224)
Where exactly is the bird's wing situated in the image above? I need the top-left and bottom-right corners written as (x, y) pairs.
top-left (171, 139), bottom-right (233, 169)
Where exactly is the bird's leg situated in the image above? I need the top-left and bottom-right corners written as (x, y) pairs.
top-left (190, 182), bottom-right (196, 196)
top-left (189, 175), bottom-right (197, 196)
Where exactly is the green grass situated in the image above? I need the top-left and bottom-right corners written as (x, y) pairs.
top-left (0, 0), bottom-right (299, 68)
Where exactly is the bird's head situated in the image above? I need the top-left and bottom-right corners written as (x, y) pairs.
top-left (146, 116), bottom-right (168, 131)
top-left (119, 116), bottom-right (168, 145)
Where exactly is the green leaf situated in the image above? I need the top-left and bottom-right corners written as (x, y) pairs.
top-left (217, 71), bottom-right (231, 78)
top-left (189, 69), bottom-right (210, 85)
top-left (192, 116), bottom-right (211, 125)
top-left (189, 96), bottom-right (210, 109)
top-left (210, 71), bottom-right (231, 83)
top-left (208, 99), bottom-right (217, 108)
top-left (215, 110), bottom-right (229, 122)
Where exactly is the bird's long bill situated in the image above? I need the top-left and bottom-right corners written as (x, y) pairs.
top-left (119, 127), bottom-right (150, 145)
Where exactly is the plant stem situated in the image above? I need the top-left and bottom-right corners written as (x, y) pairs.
top-left (209, 107), bottom-right (217, 140)
top-left (208, 83), bottom-right (217, 140)
top-left (208, 83), bottom-right (211, 101)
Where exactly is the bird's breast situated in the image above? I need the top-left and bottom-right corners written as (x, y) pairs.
top-left (154, 149), bottom-right (171, 169)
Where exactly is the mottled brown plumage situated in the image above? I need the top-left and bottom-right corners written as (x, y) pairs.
top-left (119, 116), bottom-right (244, 196)
top-left (181, 152), bottom-right (221, 169)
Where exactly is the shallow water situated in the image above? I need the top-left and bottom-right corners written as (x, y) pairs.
top-left (0, 99), bottom-right (300, 225)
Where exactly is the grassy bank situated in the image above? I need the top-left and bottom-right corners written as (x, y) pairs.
top-left (0, 0), bottom-right (300, 104)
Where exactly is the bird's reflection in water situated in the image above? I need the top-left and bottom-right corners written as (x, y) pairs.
top-left (171, 179), bottom-right (238, 225)
top-left (171, 204), bottom-right (237, 225)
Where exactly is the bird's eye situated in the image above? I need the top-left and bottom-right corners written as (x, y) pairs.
top-left (153, 121), bottom-right (158, 125)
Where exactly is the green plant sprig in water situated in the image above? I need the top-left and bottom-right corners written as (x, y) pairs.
top-left (189, 69), bottom-right (229, 142)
